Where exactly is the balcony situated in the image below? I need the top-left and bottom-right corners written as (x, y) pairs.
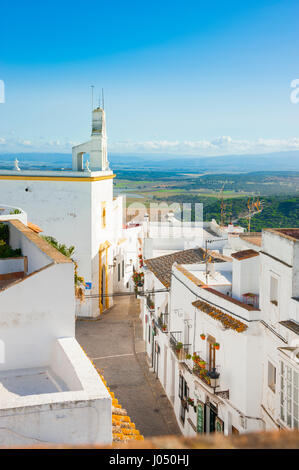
top-left (156, 313), bottom-right (169, 333)
top-left (169, 331), bottom-right (191, 361)
top-left (192, 354), bottom-right (211, 386)
top-left (146, 296), bottom-right (155, 314)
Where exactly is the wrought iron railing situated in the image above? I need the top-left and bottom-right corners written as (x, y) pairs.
top-left (169, 331), bottom-right (190, 361)
top-left (191, 352), bottom-right (220, 387)
top-left (146, 296), bottom-right (155, 312)
top-left (156, 313), bottom-right (169, 333)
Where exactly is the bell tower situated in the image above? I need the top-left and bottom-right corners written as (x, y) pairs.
top-left (72, 107), bottom-right (109, 172)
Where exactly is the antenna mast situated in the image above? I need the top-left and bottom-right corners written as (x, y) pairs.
top-left (102, 88), bottom-right (105, 109)
top-left (91, 85), bottom-right (95, 111)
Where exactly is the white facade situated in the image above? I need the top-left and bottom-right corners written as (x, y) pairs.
top-left (0, 215), bottom-right (112, 445)
top-left (140, 227), bottom-right (299, 437)
top-left (0, 108), bottom-right (142, 318)
top-left (259, 229), bottom-right (299, 431)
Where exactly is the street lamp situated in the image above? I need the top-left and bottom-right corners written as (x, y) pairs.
top-left (207, 367), bottom-right (220, 393)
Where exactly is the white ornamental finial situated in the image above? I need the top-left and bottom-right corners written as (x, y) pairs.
top-left (85, 160), bottom-right (91, 173)
top-left (14, 159), bottom-right (20, 171)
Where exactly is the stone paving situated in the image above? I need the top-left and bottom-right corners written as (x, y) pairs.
top-left (76, 295), bottom-right (181, 438)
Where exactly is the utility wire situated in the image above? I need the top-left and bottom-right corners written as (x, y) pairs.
top-left (85, 288), bottom-right (169, 298)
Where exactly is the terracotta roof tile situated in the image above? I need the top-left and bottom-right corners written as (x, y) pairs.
top-left (145, 248), bottom-right (224, 288)
top-left (202, 287), bottom-right (260, 311)
top-left (279, 320), bottom-right (299, 335)
top-left (27, 221), bottom-right (43, 233)
top-left (192, 299), bottom-right (248, 332)
top-left (9, 219), bottom-right (71, 264)
top-left (266, 228), bottom-right (299, 242)
top-left (231, 249), bottom-right (259, 261)
top-left (239, 232), bottom-right (262, 247)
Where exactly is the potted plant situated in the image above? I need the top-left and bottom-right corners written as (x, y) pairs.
top-left (200, 333), bottom-right (206, 340)
top-left (214, 342), bottom-right (220, 350)
top-left (162, 324), bottom-right (167, 332)
top-left (186, 353), bottom-right (191, 360)
top-left (175, 342), bottom-right (183, 357)
top-left (187, 397), bottom-right (194, 407)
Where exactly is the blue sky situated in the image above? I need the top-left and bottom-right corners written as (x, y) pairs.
top-left (1, 0), bottom-right (299, 155)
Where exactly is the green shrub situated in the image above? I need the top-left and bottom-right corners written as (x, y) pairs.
top-left (0, 223), bottom-right (9, 243)
top-left (0, 240), bottom-right (22, 258)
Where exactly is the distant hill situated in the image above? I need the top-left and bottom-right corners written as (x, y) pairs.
top-left (0, 150), bottom-right (298, 172)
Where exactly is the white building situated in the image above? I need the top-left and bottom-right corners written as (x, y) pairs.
top-left (140, 226), bottom-right (299, 437)
top-left (0, 209), bottom-right (111, 446)
top-left (0, 107), bottom-right (142, 318)
top-left (259, 228), bottom-right (299, 431)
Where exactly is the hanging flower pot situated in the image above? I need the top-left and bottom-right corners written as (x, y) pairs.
top-left (200, 334), bottom-right (206, 340)
top-left (214, 342), bottom-right (220, 350)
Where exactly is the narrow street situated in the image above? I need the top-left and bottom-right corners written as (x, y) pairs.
top-left (76, 295), bottom-right (181, 438)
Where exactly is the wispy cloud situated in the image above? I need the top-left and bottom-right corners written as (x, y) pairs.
top-left (109, 137), bottom-right (299, 156)
top-left (1, 135), bottom-right (299, 156)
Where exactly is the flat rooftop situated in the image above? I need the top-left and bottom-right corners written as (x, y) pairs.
top-left (190, 269), bottom-right (232, 287)
top-left (0, 367), bottom-right (69, 408)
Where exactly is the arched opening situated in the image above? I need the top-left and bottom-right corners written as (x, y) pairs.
top-left (76, 152), bottom-right (84, 171)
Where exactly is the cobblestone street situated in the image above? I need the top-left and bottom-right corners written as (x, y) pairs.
top-left (76, 295), bottom-right (181, 438)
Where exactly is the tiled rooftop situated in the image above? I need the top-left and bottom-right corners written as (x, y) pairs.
top-left (239, 232), bottom-right (262, 247)
top-left (203, 287), bottom-right (260, 311)
top-left (268, 228), bottom-right (299, 242)
top-left (192, 299), bottom-right (248, 332)
top-left (9, 220), bottom-right (71, 264)
top-left (231, 249), bottom-right (259, 261)
top-left (279, 320), bottom-right (299, 336)
top-left (145, 247), bottom-right (213, 288)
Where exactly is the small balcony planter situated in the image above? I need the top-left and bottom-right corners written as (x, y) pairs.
top-left (187, 397), bottom-right (194, 407)
top-left (200, 334), bottom-right (206, 340)
top-left (186, 354), bottom-right (191, 360)
top-left (213, 342), bottom-right (220, 350)
top-left (162, 324), bottom-right (167, 332)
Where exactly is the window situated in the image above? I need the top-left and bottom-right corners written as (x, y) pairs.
top-left (118, 263), bottom-right (120, 282)
top-left (268, 361), bottom-right (276, 393)
top-left (179, 375), bottom-right (189, 400)
top-left (148, 325), bottom-right (151, 344)
top-left (122, 260), bottom-right (124, 278)
top-left (180, 402), bottom-right (186, 424)
top-left (179, 374), bottom-right (184, 399)
top-left (270, 276), bottom-right (278, 306)
top-left (179, 374), bottom-right (188, 425)
top-left (207, 335), bottom-right (216, 370)
top-left (280, 361), bottom-right (299, 429)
